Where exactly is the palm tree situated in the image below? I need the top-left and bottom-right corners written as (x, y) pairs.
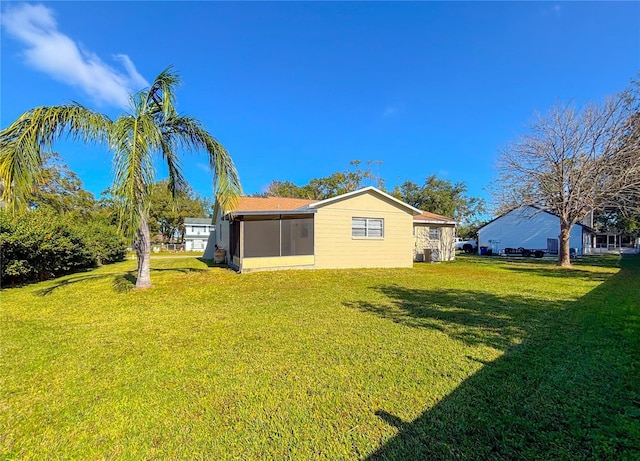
top-left (0, 67), bottom-right (241, 288)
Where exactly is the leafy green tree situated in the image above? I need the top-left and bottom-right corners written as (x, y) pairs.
top-left (594, 208), bottom-right (640, 237)
top-left (29, 152), bottom-right (97, 217)
top-left (262, 160), bottom-right (383, 199)
top-left (0, 66), bottom-right (241, 288)
top-left (148, 180), bottom-right (209, 243)
top-left (393, 175), bottom-right (486, 229)
top-left (262, 180), bottom-right (308, 199)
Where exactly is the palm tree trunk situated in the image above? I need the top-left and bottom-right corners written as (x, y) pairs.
top-left (135, 212), bottom-right (153, 289)
top-left (558, 222), bottom-right (572, 267)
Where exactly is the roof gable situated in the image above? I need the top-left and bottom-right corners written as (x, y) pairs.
top-left (308, 186), bottom-right (422, 215)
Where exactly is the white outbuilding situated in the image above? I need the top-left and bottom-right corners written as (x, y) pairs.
top-left (477, 206), bottom-right (593, 256)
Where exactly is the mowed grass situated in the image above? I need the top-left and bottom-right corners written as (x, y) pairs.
top-left (1, 255), bottom-right (639, 459)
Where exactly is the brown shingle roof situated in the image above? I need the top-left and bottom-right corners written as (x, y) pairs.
top-left (413, 210), bottom-right (456, 223)
top-left (234, 196), bottom-right (318, 212)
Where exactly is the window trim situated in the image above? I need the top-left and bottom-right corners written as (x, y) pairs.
top-left (352, 217), bottom-right (384, 239)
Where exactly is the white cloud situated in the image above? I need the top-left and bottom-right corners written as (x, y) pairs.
top-left (383, 106), bottom-right (398, 117)
top-left (196, 162), bottom-right (211, 173)
top-left (543, 4), bottom-right (562, 17)
top-left (2, 3), bottom-right (148, 108)
top-left (383, 104), bottom-right (407, 118)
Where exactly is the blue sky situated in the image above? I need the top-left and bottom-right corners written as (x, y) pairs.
top-left (2, 1), bottom-right (638, 211)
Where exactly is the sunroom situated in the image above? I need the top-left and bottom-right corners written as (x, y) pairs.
top-left (225, 211), bottom-right (317, 272)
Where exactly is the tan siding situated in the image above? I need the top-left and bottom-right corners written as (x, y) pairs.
top-left (242, 255), bottom-right (315, 271)
top-left (413, 224), bottom-right (456, 261)
top-left (314, 193), bottom-right (414, 268)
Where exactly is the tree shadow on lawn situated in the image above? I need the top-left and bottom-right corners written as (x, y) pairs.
top-left (345, 285), bottom-right (555, 351)
top-left (34, 267), bottom-right (206, 296)
top-left (360, 256), bottom-right (640, 460)
top-left (500, 265), bottom-right (612, 282)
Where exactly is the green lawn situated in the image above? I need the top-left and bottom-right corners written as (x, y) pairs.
top-left (2, 255), bottom-right (639, 459)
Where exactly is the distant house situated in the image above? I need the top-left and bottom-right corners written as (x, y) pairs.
top-left (583, 210), bottom-right (640, 254)
top-left (413, 211), bottom-right (457, 262)
top-left (183, 217), bottom-right (214, 252)
top-left (477, 205), bottom-right (592, 256)
top-left (212, 187), bottom-right (439, 272)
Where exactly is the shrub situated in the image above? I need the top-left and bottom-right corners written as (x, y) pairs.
top-left (0, 210), bottom-right (125, 286)
top-left (76, 222), bottom-right (127, 265)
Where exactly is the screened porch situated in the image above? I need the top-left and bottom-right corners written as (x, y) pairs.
top-left (227, 213), bottom-right (316, 271)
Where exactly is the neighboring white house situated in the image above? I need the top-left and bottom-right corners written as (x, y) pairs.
top-left (183, 217), bottom-right (214, 252)
top-left (477, 206), bottom-right (592, 256)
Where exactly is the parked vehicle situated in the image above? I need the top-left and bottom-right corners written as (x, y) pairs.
top-left (455, 238), bottom-right (477, 253)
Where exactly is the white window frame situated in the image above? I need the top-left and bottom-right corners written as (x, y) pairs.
top-left (429, 227), bottom-right (440, 239)
top-left (352, 217), bottom-right (384, 239)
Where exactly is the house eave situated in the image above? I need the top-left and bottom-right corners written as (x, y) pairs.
top-left (414, 219), bottom-right (457, 225)
top-left (224, 209), bottom-right (317, 219)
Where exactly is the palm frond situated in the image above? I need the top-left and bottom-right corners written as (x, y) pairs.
top-left (0, 104), bottom-right (111, 210)
top-left (144, 66), bottom-right (180, 120)
top-left (157, 134), bottom-right (187, 198)
top-left (162, 115), bottom-right (242, 212)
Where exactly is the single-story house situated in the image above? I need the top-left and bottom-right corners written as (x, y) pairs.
top-left (413, 211), bottom-right (457, 262)
top-left (477, 205), bottom-right (592, 256)
top-left (210, 186), bottom-right (455, 272)
top-left (580, 210), bottom-right (640, 254)
top-left (183, 217), bottom-right (215, 251)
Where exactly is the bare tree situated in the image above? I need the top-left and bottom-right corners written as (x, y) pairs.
top-left (495, 90), bottom-right (640, 267)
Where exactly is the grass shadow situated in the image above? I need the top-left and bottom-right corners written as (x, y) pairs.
top-left (112, 273), bottom-right (137, 293)
top-left (196, 257), bottom-right (231, 269)
top-left (501, 265), bottom-right (612, 282)
top-left (34, 266), bottom-right (207, 296)
top-left (364, 255), bottom-right (640, 460)
top-left (345, 285), bottom-right (558, 350)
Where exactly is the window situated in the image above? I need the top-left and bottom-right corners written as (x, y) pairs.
top-left (352, 218), bottom-right (384, 238)
top-left (429, 227), bottom-right (439, 239)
